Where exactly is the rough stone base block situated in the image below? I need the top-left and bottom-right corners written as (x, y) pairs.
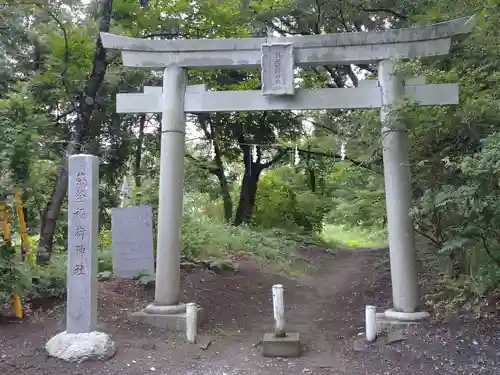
top-left (262, 332), bottom-right (301, 357)
top-left (45, 331), bottom-right (116, 363)
top-left (127, 307), bottom-right (204, 331)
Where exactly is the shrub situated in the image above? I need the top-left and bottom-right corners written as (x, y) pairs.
top-left (25, 253), bottom-right (67, 299)
top-left (253, 168), bottom-right (328, 233)
top-left (321, 163), bottom-right (386, 229)
top-left (0, 242), bottom-right (31, 305)
top-left (0, 243), bottom-right (114, 305)
top-left (411, 132), bottom-right (500, 291)
top-left (99, 230), bottom-right (113, 272)
top-left (181, 206), bottom-right (302, 266)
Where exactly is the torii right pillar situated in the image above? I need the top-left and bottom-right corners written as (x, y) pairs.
top-left (378, 60), bottom-right (428, 320)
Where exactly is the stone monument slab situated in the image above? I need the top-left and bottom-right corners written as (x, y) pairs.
top-left (66, 154), bottom-right (98, 334)
top-left (111, 205), bottom-right (154, 279)
top-left (46, 154), bottom-right (116, 363)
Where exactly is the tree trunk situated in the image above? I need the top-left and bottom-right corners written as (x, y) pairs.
top-left (37, 130), bottom-right (81, 263)
top-left (233, 141), bottom-right (287, 226)
top-left (308, 166), bottom-right (316, 193)
top-left (215, 165), bottom-right (232, 223)
top-left (36, 0), bottom-right (113, 264)
top-left (134, 114), bottom-right (146, 187)
top-left (233, 169), bottom-right (260, 226)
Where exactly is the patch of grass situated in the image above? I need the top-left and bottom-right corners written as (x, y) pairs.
top-left (182, 214), bottom-right (307, 274)
top-left (321, 224), bottom-right (387, 249)
top-left (180, 192), bottom-right (314, 274)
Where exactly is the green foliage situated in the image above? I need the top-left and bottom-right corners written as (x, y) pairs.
top-left (322, 163), bottom-right (386, 229)
top-left (412, 132), bottom-right (500, 287)
top-left (0, 83), bottom-right (51, 191)
top-left (181, 192), bottom-right (305, 269)
top-left (0, 230), bottom-right (116, 305)
top-left (25, 254), bottom-right (68, 300)
top-left (321, 224), bottom-right (387, 249)
top-left (0, 251), bottom-right (67, 305)
top-left (100, 229), bottom-right (113, 251)
top-left (0, 242), bottom-right (30, 304)
top-left (0, 247), bottom-right (118, 305)
top-left (253, 167), bottom-right (328, 233)
top-left (400, 3), bottom-right (500, 301)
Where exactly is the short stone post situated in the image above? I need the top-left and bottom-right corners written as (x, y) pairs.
top-left (378, 60), bottom-right (427, 320)
top-left (262, 284), bottom-right (300, 357)
top-left (365, 305), bottom-right (377, 342)
top-left (186, 302), bottom-right (198, 343)
top-left (272, 284), bottom-right (285, 337)
top-left (46, 154), bottom-right (115, 363)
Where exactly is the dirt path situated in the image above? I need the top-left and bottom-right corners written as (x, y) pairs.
top-left (1, 247), bottom-right (499, 375)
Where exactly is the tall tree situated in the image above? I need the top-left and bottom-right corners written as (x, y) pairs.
top-left (37, 0), bottom-right (114, 262)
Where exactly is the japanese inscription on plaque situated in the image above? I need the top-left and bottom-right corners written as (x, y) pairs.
top-left (261, 43), bottom-right (295, 96)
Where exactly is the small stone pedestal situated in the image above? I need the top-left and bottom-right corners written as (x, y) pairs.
top-left (262, 332), bottom-right (301, 357)
top-left (128, 303), bottom-right (204, 331)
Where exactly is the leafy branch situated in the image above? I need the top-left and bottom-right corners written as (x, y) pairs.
top-left (1, 1), bottom-right (73, 109)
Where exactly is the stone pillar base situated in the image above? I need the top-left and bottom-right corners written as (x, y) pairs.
top-left (45, 331), bottom-right (116, 363)
top-left (127, 303), bottom-right (204, 331)
top-left (375, 309), bottom-right (429, 334)
top-left (384, 308), bottom-right (429, 321)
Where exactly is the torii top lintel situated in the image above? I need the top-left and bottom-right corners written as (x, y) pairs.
top-left (101, 16), bottom-right (475, 69)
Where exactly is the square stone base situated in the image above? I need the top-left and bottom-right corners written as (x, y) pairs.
top-left (262, 332), bottom-right (301, 357)
top-left (127, 307), bottom-right (204, 332)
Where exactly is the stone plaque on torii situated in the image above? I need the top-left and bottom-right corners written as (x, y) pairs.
top-left (261, 43), bottom-right (295, 96)
top-left (101, 16), bottom-right (475, 331)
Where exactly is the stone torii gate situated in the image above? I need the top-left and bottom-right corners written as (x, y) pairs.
top-left (101, 16), bottom-right (474, 329)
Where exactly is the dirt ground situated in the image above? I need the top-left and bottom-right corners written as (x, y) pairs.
top-left (1, 247), bottom-right (500, 375)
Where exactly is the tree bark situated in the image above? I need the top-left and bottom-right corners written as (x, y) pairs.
top-left (36, 0), bottom-right (113, 264)
top-left (308, 167), bottom-right (316, 193)
top-left (233, 168), bottom-right (260, 226)
top-left (134, 114), bottom-right (146, 187)
top-left (233, 140), bottom-right (287, 226)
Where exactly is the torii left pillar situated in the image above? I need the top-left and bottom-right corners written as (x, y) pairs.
top-left (128, 67), bottom-right (200, 330)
